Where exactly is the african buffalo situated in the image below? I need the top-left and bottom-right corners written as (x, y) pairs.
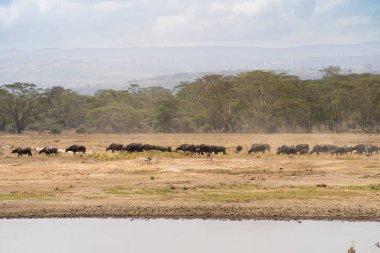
top-left (106, 143), bottom-right (124, 153)
top-left (211, 145), bottom-right (226, 155)
top-left (330, 146), bottom-right (347, 156)
top-left (65, 145), bottom-right (86, 154)
top-left (142, 144), bottom-right (157, 151)
top-left (12, 147), bottom-right (32, 157)
top-left (309, 144), bottom-right (337, 155)
top-left (295, 144), bottom-right (309, 155)
top-left (364, 145), bottom-right (375, 156)
top-left (123, 143), bottom-right (144, 153)
top-left (39, 147), bottom-right (58, 156)
top-left (176, 144), bottom-right (197, 154)
top-left (277, 145), bottom-right (297, 155)
top-left (157, 146), bottom-right (172, 152)
top-left (235, 146), bottom-right (243, 154)
top-left (248, 144), bottom-right (271, 154)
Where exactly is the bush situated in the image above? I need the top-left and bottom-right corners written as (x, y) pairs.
top-left (5, 124), bottom-right (16, 133)
top-left (76, 124), bottom-right (87, 134)
top-left (49, 126), bottom-right (62, 134)
top-left (26, 123), bottom-right (45, 131)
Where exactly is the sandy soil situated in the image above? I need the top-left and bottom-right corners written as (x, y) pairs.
top-left (0, 132), bottom-right (379, 220)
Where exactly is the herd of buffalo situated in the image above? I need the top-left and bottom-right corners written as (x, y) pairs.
top-left (8, 142), bottom-right (379, 157)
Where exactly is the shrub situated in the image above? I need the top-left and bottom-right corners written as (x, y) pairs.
top-left (49, 126), bottom-right (62, 134)
top-left (76, 124), bottom-right (87, 134)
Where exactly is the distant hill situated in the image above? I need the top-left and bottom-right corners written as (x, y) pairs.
top-left (0, 42), bottom-right (379, 94)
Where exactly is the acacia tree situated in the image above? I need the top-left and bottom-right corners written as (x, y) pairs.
top-left (0, 83), bottom-right (42, 133)
top-left (44, 86), bottom-right (86, 128)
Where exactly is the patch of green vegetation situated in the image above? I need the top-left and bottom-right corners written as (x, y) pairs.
top-left (185, 168), bottom-right (271, 176)
top-left (341, 184), bottom-right (380, 191)
top-left (104, 185), bottom-right (130, 195)
top-left (129, 169), bottom-right (160, 175)
top-left (135, 187), bottom-right (174, 196)
top-left (102, 183), bottom-right (372, 203)
top-left (83, 194), bottom-right (107, 200)
top-left (89, 151), bottom-right (187, 161)
top-left (190, 187), bottom-right (362, 203)
top-left (0, 191), bottom-right (55, 200)
top-left (365, 165), bottom-right (380, 169)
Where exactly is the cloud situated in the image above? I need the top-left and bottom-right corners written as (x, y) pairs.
top-left (315, 0), bottom-right (349, 15)
top-left (0, 0), bottom-right (378, 49)
top-left (231, 0), bottom-right (316, 18)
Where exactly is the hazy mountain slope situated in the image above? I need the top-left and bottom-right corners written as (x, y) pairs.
top-left (0, 42), bottom-right (379, 93)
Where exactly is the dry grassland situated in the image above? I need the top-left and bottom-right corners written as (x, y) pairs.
top-left (0, 132), bottom-right (379, 220)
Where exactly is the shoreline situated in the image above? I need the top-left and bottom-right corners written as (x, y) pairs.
top-left (1, 205), bottom-right (379, 221)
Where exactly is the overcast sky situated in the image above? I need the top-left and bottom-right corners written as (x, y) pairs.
top-left (0, 0), bottom-right (379, 49)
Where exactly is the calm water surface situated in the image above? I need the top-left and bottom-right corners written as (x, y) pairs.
top-left (0, 219), bottom-right (379, 253)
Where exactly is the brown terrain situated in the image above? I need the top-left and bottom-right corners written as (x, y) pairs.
top-left (0, 132), bottom-right (379, 220)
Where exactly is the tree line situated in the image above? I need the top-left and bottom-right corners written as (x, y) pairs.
top-left (0, 67), bottom-right (379, 134)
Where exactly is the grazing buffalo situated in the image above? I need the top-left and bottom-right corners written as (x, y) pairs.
top-left (309, 144), bottom-right (337, 155)
top-left (211, 145), bottom-right (227, 155)
top-left (12, 147), bottom-right (32, 157)
top-left (369, 145), bottom-right (379, 154)
top-left (344, 145), bottom-right (354, 154)
top-left (65, 145), bottom-right (86, 154)
top-left (235, 146), bottom-right (243, 154)
top-left (39, 147), bottom-right (58, 156)
top-left (123, 143), bottom-right (144, 153)
top-left (364, 145), bottom-right (375, 156)
top-left (295, 144), bottom-right (309, 155)
top-left (352, 144), bottom-right (378, 155)
top-left (157, 146), bottom-right (172, 152)
top-left (353, 144), bottom-right (366, 154)
top-left (330, 146), bottom-right (347, 156)
top-left (142, 144), bottom-right (157, 151)
top-left (106, 143), bottom-right (124, 153)
top-left (277, 145), bottom-right (297, 155)
top-left (176, 144), bottom-right (197, 154)
top-left (198, 144), bottom-right (211, 155)
top-left (248, 144), bottom-right (271, 154)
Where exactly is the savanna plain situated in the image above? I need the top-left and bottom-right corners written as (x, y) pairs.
top-left (0, 133), bottom-right (379, 221)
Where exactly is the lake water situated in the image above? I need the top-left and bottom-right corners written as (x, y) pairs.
top-left (0, 219), bottom-right (379, 253)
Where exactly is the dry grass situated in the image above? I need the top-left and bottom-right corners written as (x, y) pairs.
top-left (0, 132), bottom-right (379, 219)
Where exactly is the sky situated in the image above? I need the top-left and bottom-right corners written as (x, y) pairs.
top-left (0, 0), bottom-right (379, 49)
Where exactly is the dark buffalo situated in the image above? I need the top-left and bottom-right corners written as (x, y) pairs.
top-left (142, 144), bottom-right (157, 151)
top-left (198, 144), bottom-right (211, 155)
top-left (277, 145), bottom-right (297, 155)
top-left (330, 146), bottom-right (347, 156)
top-left (106, 143), bottom-right (124, 153)
top-left (309, 144), bottom-right (337, 155)
top-left (353, 144), bottom-right (366, 154)
top-left (248, 144), bottom-right (271, 154)
top-left (344, 145), bottom-right (354, 154)
top-left (367, 145), bottom-right (378, 154)
top-left (211, 145), bottom-right (226, 155)
top-left (39, 147), bottom-right (58, 156)
top-left (364, 145), bottom-right (375, 156)
top-left (65, 145), bottom-right (86, 154)
top-left (295, 144), bottom-right (309, 155)
top-left (123, 143), bottom-right (144, 153)
top-left (176, 144), bottom-right (197, 154)
top-left (353, 144), bottom-right (378, 155)
top-left (12, 147), bottom-right (32, 157)
top-left (157, 146), bottom-right (172, 152)
top-left (235, 146), bottom-right (243, 154)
